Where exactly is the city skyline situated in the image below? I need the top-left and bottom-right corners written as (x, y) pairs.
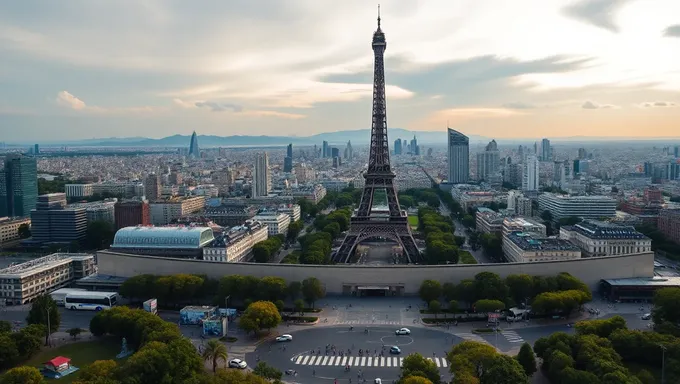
top-left (1, 0), bottom-right (680, 141)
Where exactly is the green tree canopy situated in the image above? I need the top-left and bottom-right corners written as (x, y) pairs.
top-left (400, 353), bottom-right (441, 384)
top-left (419, 280), bottom-right (442, 303)
top-left (239, 301), bottom-right (282, 334)
top-left (202, 339), bottom-right (229, 372)
top-left (301, 277), bottom-right (325, 307)
top-left (26, 294), bottom-right (60, 345)
top-left (516, 342), bottom-right (537, 377)
top-left (85, 220), bottom-right (115, 250)
top-left (0, 366), bottom-right (44, 384)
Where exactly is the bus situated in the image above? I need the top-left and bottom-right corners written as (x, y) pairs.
top-left (49, 288), bottom-right (88, 306)
top-left (64, 291), bottom-right (118, 311)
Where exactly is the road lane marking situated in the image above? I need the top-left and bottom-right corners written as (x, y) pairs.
top-left (341, 356), bottom-right (347, 366)
top-left (295, 356), bottom-right (303, 364)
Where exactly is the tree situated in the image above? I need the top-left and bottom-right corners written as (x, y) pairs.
top-left (400, 353), bottom-right (441, 384)
top-left (119, 274), bottom-right (156, 303)
top-left (286, 220), bottom-right (303, 242)
top-left (0, 366), bottom-right (44, 384)
top-left (26, 294), bottom-right (60, 345)
top-left (77, 360), bottom-right (118, 382)
top-left (653, 287), bottom-right (680, 326)
top-left (462, 215), bottom-right (475, 228)
top-left (448, 300), bottom-right (459, 313)
top-left (419, 280), bottom-right (442, 304)
top-left (287, 281), bottom-right (302, 300)
top-left (252, 242), bottom-right (272, 263)
top-left (240, 301), bottom-right (282, 334)
top-left (274, 300), bottom-right (285, 313)
top-left (473, 272), bottom-right (508, 302)
top-left (294, 299), bottom-right (305, 315)
top-left (68, 327), bottom-right (82, 340)
top-left (474, 299), bottom-right (505, 314)
top-left (429, 300), bottom-right (441, 319)
top-left (85, 220), bottom-right (115, 250)
top-left (505, 274), bottom-right (534, 305)
top-left (11, 325), bottom-right (43, 362)
top-left (483, 354), bottom-right (529, 384)
top-left (0, 334), bottom-right (19, 370)
top-left (202, 339), bottom-right (229, 373)
top-left (17, 223), bottom-right (31, 239)
top-left (301, 277), bottom-right (325, 308)
top-left (516, 343), bottom-right (537, 376)
top-left (253, 361), bottom-right (283, 381)
top-left (0, 321), bottom-right (11, 334)
top-left (575, 316), bottom-right (627, 338)
top-left (403, 376), bottom-right (434, 384)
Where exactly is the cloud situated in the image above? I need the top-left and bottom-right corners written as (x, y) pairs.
top-left (502, 102), bottom-right (535, 109)
top-left (641, 101), bottom-right (676, 108)
top-left (194, 101), bottom-right (243, 112)
top-left (582, 100), bottom-right (618, 109)
top-left (563, 0), bottom-right (631, 33)
top-left (56, 91), bottom-right (86, 110)
top-left (663, 25), bottom-right (680, 37)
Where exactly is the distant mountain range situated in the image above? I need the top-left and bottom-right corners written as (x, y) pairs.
top-left (26, 129), bottom-right (491, 147)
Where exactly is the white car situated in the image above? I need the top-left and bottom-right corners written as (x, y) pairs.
top-left (228, 359), bottom-right (247, 369)
top-left (395, 328), bottom-right (411, 335)
top-left (276, 334), bottom-right (293, 342)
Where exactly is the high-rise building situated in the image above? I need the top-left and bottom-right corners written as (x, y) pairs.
top-left (447, 128), bottom-right (469, 183)
top-left (322, 141), bottom-right (329, 158)
top-left (476, 140), bottom-right (500, 181)
top-left (144, 173), bottom-right (161, 201)
top-left (578, 147), bottom-right (587, 159)
top-left (34, 144), bottom-right (40, 155)
top-left (114, 200), bottom-right (150, 230)
top-left (541, 138), bottom-right (551, 161)
top-left (283, 144), bottom-right (294, 173)
top-left (286, 143), bottom-right (293, 158)
top-left (522, 155), bottom-right (539, 191)
top-left (345, 141), bottom-right (353, 160)
top-left (573, 159), bottom-right (581, 177)
top-left (0, 155), bottom-right (38, 217)
top-left (410, 136), bottom-right (419, 155)
top-left (188, 131), bottom-right (200, 158)
top-left (553, 161), bottom-right (566, 185)
top-left (394, 139), bottom-right (402, 155)
top-left (30, 193), bottom-right (87, 244)
top-left (252, 153), bottom-right (271, 198)
top-left (331, 147), bottom-right (340, 159)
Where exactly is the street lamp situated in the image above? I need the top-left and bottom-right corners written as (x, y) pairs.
top-left (660, 344), bottom-right (667, 384)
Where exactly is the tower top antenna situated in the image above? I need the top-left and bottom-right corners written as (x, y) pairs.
top-left (377, 4), bottom-right (381, 29)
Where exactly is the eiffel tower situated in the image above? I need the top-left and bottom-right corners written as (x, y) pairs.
top-left (334, 8), bottom-right (421, 264)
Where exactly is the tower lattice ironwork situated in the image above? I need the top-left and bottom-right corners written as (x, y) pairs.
top-left (334, 10), bottom-right (421, 264)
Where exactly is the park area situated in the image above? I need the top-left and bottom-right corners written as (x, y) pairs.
top-left (407, 215), bottom-right (419, 228)
top-left (23, 338), bottom-right (121, 383)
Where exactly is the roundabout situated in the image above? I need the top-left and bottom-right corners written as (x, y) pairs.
top-left (247, 326), bottom-right (461, 383)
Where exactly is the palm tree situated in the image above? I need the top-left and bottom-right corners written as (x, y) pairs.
top-left (202, 339), bottom-right (228, 373)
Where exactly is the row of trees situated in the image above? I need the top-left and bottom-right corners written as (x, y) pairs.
top-left (252, 235), bottom-right (285, 263)
top-left (418, 207), bottom-right (463, 265)
top-left (398, 188), bottom-right (441, 209)
top-left (0, 322), bottom-right (45, 371)
top-left (419, 271), bottom-right (592, 316)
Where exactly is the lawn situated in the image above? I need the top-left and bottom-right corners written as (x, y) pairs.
top-left (458, 250), bottom-right (478, 264)
top-left (24, 338), bottom-right (122, 383)
top-left (408, 216), bottom-right (419, 227)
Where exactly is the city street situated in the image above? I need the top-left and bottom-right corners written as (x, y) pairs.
top-left (438, 197), bottom-right (493, 264)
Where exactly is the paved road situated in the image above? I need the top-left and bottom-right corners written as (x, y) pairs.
top-left (250, 326), bottom-right (456, 384)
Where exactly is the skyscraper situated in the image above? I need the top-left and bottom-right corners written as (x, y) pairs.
top-left (188, 131), bottom-right (200, 158)
top-left (144, 173), bottom-right (161, 201)
top-left (283, 143), bottom-right (293, 172)
top-left (34, 144), bottom-right (40, 155)
top-left (394, 138), bottom-right (402, 155)
top-left (447, 128), bottom-right (469, 183)
top-left (541, 138), bottom-right (551, 161)
top-left (553, 161), bottom-right (566, 185)
top-left (522, 155), bottom-right (539, 191)
top-left (476, 140), bottom-right (500, 181)
top-left (0, 154), bottom-right (38, 217)
top-left (410, 135), bottom-right (419, 155)
top-left (322, 141), bottom-right (329, 158)
top-left (345, 141), bottom-right (353, 160)
top-left (252, 153), bottom-right (271, 197)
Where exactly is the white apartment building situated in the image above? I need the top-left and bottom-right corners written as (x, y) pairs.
top-left (278, 204), bottom-right (301, 223)
top-left (253, 213), bottom-right (291, 235)
top-left (522, 155), bottom-right (539, 191)
top-left (0, 254), bottom-right (96, 305)
top-left (149, 196), bottom-right (206, 225)
top-left (65, 184), bottom-right (94, 199)
top-left (502, 217), bottom-right (546, 237)
top-left (203, 221), bottom-right (269, 262)
top-left (290, 184), bottom-right (326, 204)
top-left (503, 232), bottom-right (581, 263)
top-left (91, 181), bottom-right (145, 199)
top-left (252, 153), bottom-right (271, 198)
top-left (538, 193), bottom-right (617, 221)
top-left (559, 220), bottom-right (651, 258)
top-left (0, 217), bottom-right (31, 245)
top-left (476, 208), bottom-right (504, 234)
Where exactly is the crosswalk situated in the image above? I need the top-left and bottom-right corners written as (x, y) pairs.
top-left (291, 355), bottom-right (448, 368)
top-left (501, 331), bottom-right (525, 343)
top-left (334, 320), bottom-right (402, 325)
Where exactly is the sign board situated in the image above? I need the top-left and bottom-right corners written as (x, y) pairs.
top-left (143, 298), bottom-right (158, 315)
top-left (487, 312), bottom-right (501, 320)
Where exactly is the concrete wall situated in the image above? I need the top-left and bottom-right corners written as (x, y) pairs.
top-left (97, 250), bottom-right (654, 294)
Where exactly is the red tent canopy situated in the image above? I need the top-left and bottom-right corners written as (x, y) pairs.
top-left (45, 356), bottom-right (71, 367)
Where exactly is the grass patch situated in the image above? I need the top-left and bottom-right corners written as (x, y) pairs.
top-left (458, 251), bottom-right (477, 264)
top-left (408, 216), bottom-right (419, 228)
top-left (23, 338), bottom-right (122, 383)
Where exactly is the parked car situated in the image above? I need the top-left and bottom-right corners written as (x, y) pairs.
top-left (228, 359), bottom-right (247, 369)
top-left (395, 328), bottom-right (411, 335)
top-left (642, 313), bottom-right (652, 320)
top-left (276, 334), bottom-right (293, 342)
top-left (390, 346), bottom-right (401, 354)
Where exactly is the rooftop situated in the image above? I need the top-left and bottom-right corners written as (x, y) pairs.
top-left (603, 276), bottom-right (680, 287)
top-left (0, 253), bottom-right (94, 278)
top-left (503, 217), bottom-right (545, 228)
top-left (112, 226), bottom-right (215, 249)
top-left (571, 220), bottom-right (648, 240)
top-left (507, 231), bottom-right (580, 252)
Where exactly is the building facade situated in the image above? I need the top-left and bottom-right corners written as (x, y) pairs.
top-left (502, 217), bottom-right (546, 237)
top-left (253, 213), bottom-right (290, 235)
top-left (252, 153), bottom-right (271, 198)
top-left (277, 204), bottom-right (301, 223)
top-left (538, 193), bottom-right (617, 221)
top-left (204, 204), bottom-right (258, 227)
top-left (65, 184), bottom-right (94, 200)
top-left (476, 208), bottom-right (504, 234)
top-left (658, 209), bottom-right (680, 245)
top-left (69, 199), bottom-right (117, 224)
top-left (203, 221), bottom-right (269, 262)
top-left (114, 200), bottom-right (150, 230)
top-left (503, 231), bottom-right (581, 263)
top-left (447, 128), bottom-right (469, 183)
top-left (559, 220), bottom-right (651, 257)
top-left (522, 155), bottom-right (539, 191)
top-left (30, 193), bottom-right (88, 244)
top-left (144, 174), bottom-right (161, 201)
top-left (0, 254), bottom-right (95, 305)
top-left (0, 216), bottom-right (31, 245)
top-left (111, 226), bottom-right (215, 259)
top-left (149, 196), bottom-right (206, 225)
top-left (476, 140), bottom-right (500, 181)
top-left (0, 155), bottom-right (38, 217)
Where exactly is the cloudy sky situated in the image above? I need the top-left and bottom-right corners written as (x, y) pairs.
top-left (1, 0), bottom-right (679, 142)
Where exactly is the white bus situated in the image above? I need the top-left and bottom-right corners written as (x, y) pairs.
top-left (64, 291), bottom-right (118, 311)
top-left (50, 288), bottom-right (88, 306)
